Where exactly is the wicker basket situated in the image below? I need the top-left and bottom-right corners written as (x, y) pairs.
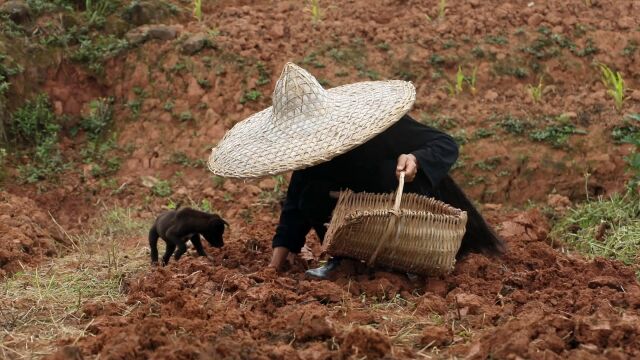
top-left (323, 172), bottom-right (468, 276)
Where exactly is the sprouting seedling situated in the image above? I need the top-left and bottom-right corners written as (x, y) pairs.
top-left (307, 0), bottom-right (322, 24)
top-left (466, 66), bottom-right (478, 95)
top-left (599, 63), bottom-right (626, 112)
top-left (193, 0), bottom-right (202, 21)
top-left (455, 66), bottom-right (464, 94)
top-left (444, 82), bottom-right (455, 96)
top-left (527, 77), bottom-right (544, 103)
top-left (438, 0), bottom-right (446, 19)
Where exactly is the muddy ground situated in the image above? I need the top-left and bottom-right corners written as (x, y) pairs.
top-left (1, 0), bottom-right (640, 358)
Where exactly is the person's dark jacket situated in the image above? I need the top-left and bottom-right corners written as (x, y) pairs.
top-left (272, 114), bottom-right (504, 258)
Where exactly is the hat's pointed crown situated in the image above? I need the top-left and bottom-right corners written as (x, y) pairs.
top-left (272, 62), bottom-right (329, 124)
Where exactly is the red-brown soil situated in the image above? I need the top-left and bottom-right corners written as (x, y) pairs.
top-left (46, 209), bottom-right (640, 359)
top-left (0, 191), bottom-right (66, 278)
top-left (1, 0), bottom-right (640, 358)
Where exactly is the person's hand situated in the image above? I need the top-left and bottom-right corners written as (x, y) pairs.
top-left (396, 154), bottom-right (418, 182)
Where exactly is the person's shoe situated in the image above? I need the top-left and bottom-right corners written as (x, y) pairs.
top-left (305, 257), bottom-right (342, 279)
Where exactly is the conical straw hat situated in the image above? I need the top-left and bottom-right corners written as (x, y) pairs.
top-left (208, 62), bottom-right (416, 178)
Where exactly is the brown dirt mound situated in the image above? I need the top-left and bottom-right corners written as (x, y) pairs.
top-left (0, 191), bottom-right (66, 278)
top-left (48, 209), bottom-right (640, 359)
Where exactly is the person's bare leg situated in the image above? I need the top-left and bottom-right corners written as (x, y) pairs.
top-left (269, 246), bottom-right (290, 269)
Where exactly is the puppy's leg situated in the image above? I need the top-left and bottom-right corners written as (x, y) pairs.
top-left (174, 239), bottom-right (188, 261)
top-left (162, 242), bottom-right (176, 266)
top-left (190, 234), bottom-right (207, 257)
top-left (149, 225), bottom-right (160, 264)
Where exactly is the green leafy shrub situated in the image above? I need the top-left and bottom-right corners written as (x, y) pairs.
top-left (80, 97), bottom-right (114, 140)
top-left (10, 94), bottom-right (65, 183)
top-left (72, 35), bottom-right (129, 74)
top-left (152, 180), bottom-right (172, 197)
top-left (529, 115), bottom-right (586, 147)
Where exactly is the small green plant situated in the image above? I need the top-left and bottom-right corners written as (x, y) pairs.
top-left (306, 0), bottom-right (323, 24)
top-left (599, 64), bottom-right (626, 113)
top-left (164, 100), bottom-right (174, 112)
top-left (622, 40), bottom-right (638, 57)
top-left (437, 0), bottom-right (446, 19)
top-left (240, 89), bottom-right (262, 104)
top-left (467, 66), bottom-right (478, 95)
top-left (498, 115), bottom-right (530, 135)
top-left (527, 77), bottom-right (544, 103)
top-left (193, 0), bottom-right (203, 21)
top-left (179, 111), bottom-right (194, 122)
top-left (530, 115), bottom-right (586, 147)
top-left (85, 0), bottom-right (118, 28)
top-left (197, 78), bottom-right (211, 89)
top-left (80, 97), bottom-right (114, 140)
top-left (454, 66), bottom-right (464, 95)
top-left (256, 61), bottom-right (271, 86)
top-left (152, 180), bottom-right (172, 197)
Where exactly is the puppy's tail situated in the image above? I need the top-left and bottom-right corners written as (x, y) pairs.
top-left (149, 225), bottom-right (160, 264)
top-left (436, 174), bottom-right (505, 258)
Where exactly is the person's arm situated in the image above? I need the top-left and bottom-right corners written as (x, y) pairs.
top-left (392, 115), bottom-right (459, 187)
top-left (271, 171), bottom-right (312, 254)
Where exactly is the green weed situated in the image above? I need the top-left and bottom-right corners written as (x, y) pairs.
top-left (599, 64), bottom-right (626, 113)
top-left (240, 89), bottom-right (262, 104)
top-left (80, 97), bottom-right (114, 140)
top-left (573, 38), bottom-right (598, 57)
top-left (85, 0), bottom-right (119, 28)
top-left (152, 180), bottom-right (172, 197)
top-left (9, 94), bottom-right (67, 183)
top-left (193, 0), bottom-right (203, 21)
top-left (474, 156), bottom-right (502, 171)
top-left (467, 65), bottom-right (478, 95)
top-left (622, 40), bottom-right (638, 57)
top-left (0, 53), bottom-right (23, 96)
top-left (437, 0), bottom-right (446, 19)
top-left (195, 78), bottom-right (210, 89)
top-left (169, 151), bottom-right (205, 168)
top-left (530, 115), bottom-right (586, 147)
top-left (419, 114), bottom-right (458, 130)
top-left (621, 114), bottom-right (640, 189)
top-left (72, 35), bottom-right (129, 74)
top-left (179, 111), bottom-right (194, 122)
top-left (302, 52), bottom-right (326, 69)
top-left (498, 115), bottom-right (531, 135)
top-left (551, 191), bottom-right (640, 275)
top-left (256, 61), bottom-right (271, 85)
top-left (485, 34), bottom-right (508, 46)
top-left (527, 77), bottom-right (544, 103)
top-left (306, 0), bottom-right (322, 24)
top-left (454, 66), bottom-right (464, 94)
top-left (472, 127), bottom-right (495, 140)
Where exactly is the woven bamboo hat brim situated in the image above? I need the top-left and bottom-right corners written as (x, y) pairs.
top-left (208, 62), bottom-right (416, 178)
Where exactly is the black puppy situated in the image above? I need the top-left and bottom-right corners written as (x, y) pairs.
top-left (149, 207), bottom-right (228, 265)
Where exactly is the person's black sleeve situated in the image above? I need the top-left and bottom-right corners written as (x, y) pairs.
top-left (392, 115), bottom-right (459, 187)
top-left (271, 171), bottom-right (312, 253)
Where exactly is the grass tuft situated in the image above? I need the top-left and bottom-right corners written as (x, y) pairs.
top-left (0, 206), bottom-right (149, 358)
top-left (551, 191), bottom-right (640, 276)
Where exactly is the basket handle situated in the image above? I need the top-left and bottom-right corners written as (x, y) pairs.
top-left (367, 171), bottom-right (405, 267)
top-left (393, 171), bottom-right (405, 211)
